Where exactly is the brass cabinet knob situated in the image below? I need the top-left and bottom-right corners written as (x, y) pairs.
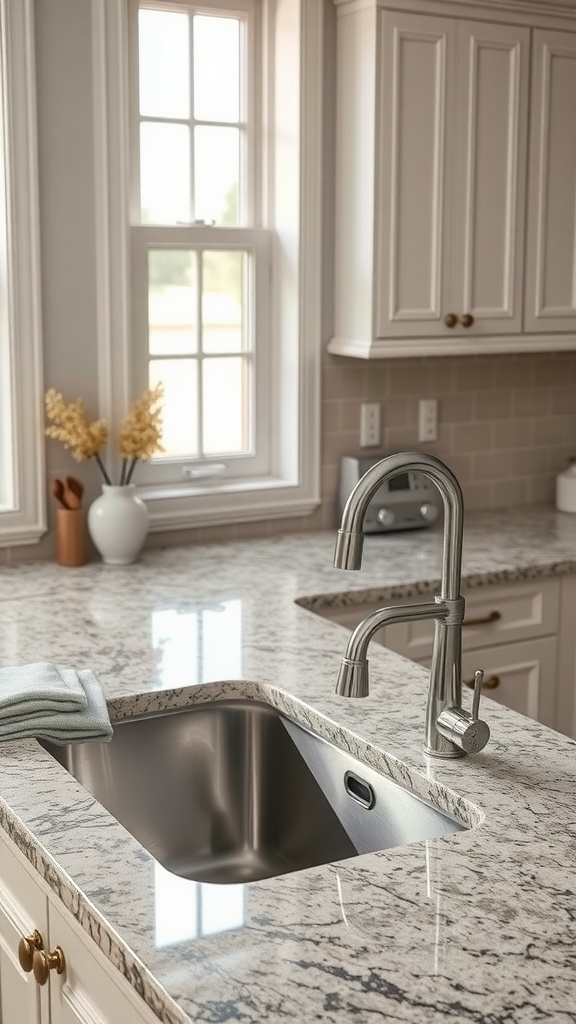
top-left (444, 313), bottom-right (457, 328)
top-left (18, 930), bottom-right (44, 972)
top-left (460, 313), bottom-right (474, 327)
top-left (33, 946), bottom-right (66, 986)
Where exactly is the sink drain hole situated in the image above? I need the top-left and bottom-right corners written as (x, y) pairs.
top-left (344, 771), bottom-right (375, 809)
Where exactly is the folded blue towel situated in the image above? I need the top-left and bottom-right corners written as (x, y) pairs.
top-left (0, 662), bottom-right (87, 717)
top-left (0, 668), bottom-right (113, 744)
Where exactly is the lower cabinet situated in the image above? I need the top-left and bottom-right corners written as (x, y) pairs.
top-left (0, 828), bottom-right (159, 1024)
top-left (318, 577), bottom-right (572, 736)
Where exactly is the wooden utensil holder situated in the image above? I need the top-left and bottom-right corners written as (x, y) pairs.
top-left (56, 508), bottom-right (87, 567)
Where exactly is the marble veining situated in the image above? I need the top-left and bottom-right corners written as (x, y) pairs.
top-left (2, 505), bottom-right (576, 1021)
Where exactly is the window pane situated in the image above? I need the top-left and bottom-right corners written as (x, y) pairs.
top-left (150, 359), bottom-right (198, 457)
top-left (202, 251), bottom-right (245, 354)
top-left (140, 123), bottom-right (191, 224)
top-left (195, 126), bottom-right (239, 225)
top-left (202, 357), bottom-right (249, 454)
top-left (139, 10), bottom-right (190, 119)
top-left (193, 16), bottom-right (240, 123)
top-left (149, 251), bottom-right (198, 356)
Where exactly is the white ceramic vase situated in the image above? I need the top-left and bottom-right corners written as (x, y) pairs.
top-left (87, 485), bottom-right (148, 565)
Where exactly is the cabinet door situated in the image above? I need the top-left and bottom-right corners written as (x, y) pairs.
top-left (47, 898), bottom-right (159, 1024)
top-left (0, 833), bottom-right (49, 1024)
top-left (375, 11), bottom-right (457, 339)
top-left (525, 29), bottom-right (576, 333)
top-left (460, 637), bottom-right (557, 728)
top-left (452, 21), bottom-right (529, 336)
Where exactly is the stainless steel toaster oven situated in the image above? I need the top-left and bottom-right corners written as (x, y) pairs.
top-left (339, 453), bottom-right (441, 533)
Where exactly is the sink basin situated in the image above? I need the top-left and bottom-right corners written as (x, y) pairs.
top-left (41, 699), bottom-right (466, 884)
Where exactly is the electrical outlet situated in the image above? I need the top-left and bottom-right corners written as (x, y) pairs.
top-left (418, 399), bottom-right (438, 442)
top-left (360, 403), bottom-right (381, 447)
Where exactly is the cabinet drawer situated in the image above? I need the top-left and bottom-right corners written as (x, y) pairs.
top-left (329, 579), bottom-right (560, 661)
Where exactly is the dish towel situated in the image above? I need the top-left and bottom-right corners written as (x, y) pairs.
top-left (0, 662), bottom-right (113, 744)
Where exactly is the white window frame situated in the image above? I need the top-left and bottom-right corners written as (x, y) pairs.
top-left (92, 0), bottom-right (322, 530)
top-left (0, 0), bottom-right (45, 546)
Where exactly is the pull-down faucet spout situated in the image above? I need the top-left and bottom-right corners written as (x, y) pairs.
top-left (334, 452), bottom-right (489, 759)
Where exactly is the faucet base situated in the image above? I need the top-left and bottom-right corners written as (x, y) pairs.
top-left (422, 743), bottom-right (466, 759)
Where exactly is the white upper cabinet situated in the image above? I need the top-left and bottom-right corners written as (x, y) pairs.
top-left (330, 0), bottom-right (576, 358)
top-left (525, 28), bottom-right (576, 333)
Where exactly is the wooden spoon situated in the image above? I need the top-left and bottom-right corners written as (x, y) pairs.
top-left (50, 478), bottom-right (69, 509)
top-left (63, 476), bottom-right (84, 510)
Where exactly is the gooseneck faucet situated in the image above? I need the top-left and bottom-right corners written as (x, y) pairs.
top-left (334, 452), bottom-right (489, 759)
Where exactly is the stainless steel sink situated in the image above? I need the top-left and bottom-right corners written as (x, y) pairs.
top-left (40, 699), bottom-right (466, 884)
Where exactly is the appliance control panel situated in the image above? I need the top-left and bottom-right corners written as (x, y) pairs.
top-left (339, 453), bottom-right (442, 533)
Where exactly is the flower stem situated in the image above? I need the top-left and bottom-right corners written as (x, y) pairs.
top-left (125, 458), bottom-right (138, 485)
top-left (120, 458), bottom-right (126, 486)
top-left (94, 452), bottom-right (112, 485)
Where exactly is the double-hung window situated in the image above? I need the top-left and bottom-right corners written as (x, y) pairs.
top-left (96, 0), bottom-right (322, 529)
top-left (130, 0), bottom-right (271, 487)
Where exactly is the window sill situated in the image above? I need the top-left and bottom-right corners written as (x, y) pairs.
top-left (138, 476), bottom-right (321, 531)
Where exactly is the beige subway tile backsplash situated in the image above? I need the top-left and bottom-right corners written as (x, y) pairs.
top-left (320, 351), bottom-right (576, 523)
top-left (449, 422), bottom-right (492, 453)
top-left (472, 450), bottom-right (514, 481)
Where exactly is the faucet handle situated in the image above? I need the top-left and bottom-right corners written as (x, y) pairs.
top-left (471, 668), bottom-right (483, 720)
top-left (436, 668), bottom-right (490, 755)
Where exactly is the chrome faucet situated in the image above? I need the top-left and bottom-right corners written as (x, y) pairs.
top-left (334, 452), bottom-right (489, 759)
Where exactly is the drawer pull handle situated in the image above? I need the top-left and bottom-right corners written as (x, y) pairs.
top-left (18, 930), bottom-right (44, 972)
top-left (33, 946), bottom-right (66, 986)
top-left (463, 610), bottom-right (501, 628)
top-left (464, 674), bottom-right (500, 691)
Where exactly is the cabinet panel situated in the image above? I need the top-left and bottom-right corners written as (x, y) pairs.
top-left (417, 637), bottom-right (556, 726)
top-left (525, 29), bottom-right (576, 333)
top-left (0, 832), bottom-right (48, 1024)
top-left (453, 22), bottom-right (529, 334)
top-left (375, 11), bottom-right (456, 337)
top-left (48, 899), bottom-right (159, 1024)
top-left (460, 637), bottom-right (557, 728)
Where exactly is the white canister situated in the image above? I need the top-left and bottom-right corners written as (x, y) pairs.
top-left (556, 463), bottom-right (576, 514)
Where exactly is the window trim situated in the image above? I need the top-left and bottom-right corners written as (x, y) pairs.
top-left (92, 0), bottom-right (322, 531)
top-left (0, 0), bottom-right (45, 546)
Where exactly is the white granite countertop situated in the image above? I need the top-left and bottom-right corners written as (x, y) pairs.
top-left (2, 505), bottom-right (576, 1023)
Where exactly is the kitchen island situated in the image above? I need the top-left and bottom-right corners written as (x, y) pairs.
top-left (1, 504), bottom-right (576, 1023)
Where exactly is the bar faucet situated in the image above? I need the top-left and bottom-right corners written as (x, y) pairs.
top-left (334, 452), bottom-right (489, 759)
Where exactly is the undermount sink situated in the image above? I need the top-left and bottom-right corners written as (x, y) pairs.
top-left (40, 699), bottom-right (466, 884)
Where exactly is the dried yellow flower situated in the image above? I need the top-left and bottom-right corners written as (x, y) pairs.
top-left (118, 384), bottom-right (164, 462)
top-left (44, 389), bottom-right (109, 461)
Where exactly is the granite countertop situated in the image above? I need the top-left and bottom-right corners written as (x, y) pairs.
top-left (2, 505), bottom-right (576, 1023)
